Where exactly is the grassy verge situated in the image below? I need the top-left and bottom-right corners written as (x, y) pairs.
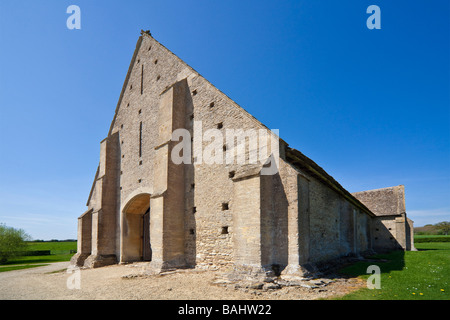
top-left (334, 242), bottom-right (449, 300)
top-left (0, 264), bottom-right (49, 273)
top-left (0, 241), bottom-right (76, 272)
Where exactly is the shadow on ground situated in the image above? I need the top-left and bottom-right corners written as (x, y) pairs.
top-left (330, 250), bottom-right (405, 279)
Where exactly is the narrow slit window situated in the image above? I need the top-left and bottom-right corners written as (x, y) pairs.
top-left (139, 121), bottom-right (143, 157)
top-left (140, 64), bottom-right (144, 94)
top-left (217, 122), bottom-right (223, 129)
top-left (222, 202), bottom-right (229, 211)
top-left (221, 226), bottom-right (229, 235)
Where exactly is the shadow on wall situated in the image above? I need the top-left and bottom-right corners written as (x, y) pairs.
top-left (260, 170), bottom-right (289, 274)
top-left (183, 80), bottom-right (196, 268)
top-left (328, 220), bottom-right (407, 280)
top-left (372, 215), bottom-right (415, 252)
top-left (306, 220), bottom-right (407, 280)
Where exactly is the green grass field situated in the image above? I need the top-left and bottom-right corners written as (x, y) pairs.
top-left (335, 241), bottom-right (449, 300)
top-left (0, 241), bottom-right (77, 272)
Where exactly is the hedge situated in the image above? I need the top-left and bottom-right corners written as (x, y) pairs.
top-left (18, 250), bottom-right (51, 256)
top-left (414, 236), bottom-right (450, 243)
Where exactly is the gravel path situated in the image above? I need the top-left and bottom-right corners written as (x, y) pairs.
top-left (0, 262), bottom-right (365, 300)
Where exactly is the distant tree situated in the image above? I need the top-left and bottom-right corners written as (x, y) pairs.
top-left (0, 224), bottom-right (31, 264)
top-left (435, 221), bottom-right (450, 236)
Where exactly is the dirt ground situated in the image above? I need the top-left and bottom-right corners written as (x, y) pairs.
top-left (0, 262), bottom-right (365, 300)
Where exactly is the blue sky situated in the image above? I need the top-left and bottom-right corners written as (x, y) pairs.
top-left (0, 0), bottom-right (449, 239)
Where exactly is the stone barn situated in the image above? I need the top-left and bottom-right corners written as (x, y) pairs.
top-left (352, 185), bottom-right (416, 253)
top-left (71, 31), bottom-right (415, 277)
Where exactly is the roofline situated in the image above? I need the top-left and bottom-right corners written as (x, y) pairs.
top-left (285, 147), bottom-right (376, 217)
top-left (351, 185), bottom-right (404, 195)
top-left (107, 35), bottom-right (144, 137)
top-left (79, 208), bottom-right (93, 219)
top-left (86, 166), bottom-right (99, 206)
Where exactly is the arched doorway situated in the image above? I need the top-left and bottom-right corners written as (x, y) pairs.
top-left (121, 193), bottom-right (151, 263)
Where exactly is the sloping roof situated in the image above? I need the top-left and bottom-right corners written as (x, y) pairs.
top-left (86, 166), bottom-right (99, 207)
top-left (352, 185), bottom-right (406, 217)
top-left (285, 147), bottom-right (375, 217)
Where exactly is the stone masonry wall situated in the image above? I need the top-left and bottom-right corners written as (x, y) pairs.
top-left (307, 175), bottom-right (372, 264)
top-left (91, 33), bottom-right (285, 269)
top-left (83, 32), bottom-right (376, 271)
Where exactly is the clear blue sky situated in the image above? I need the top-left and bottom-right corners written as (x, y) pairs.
top-left (0, 0), bottom-right (449, 240)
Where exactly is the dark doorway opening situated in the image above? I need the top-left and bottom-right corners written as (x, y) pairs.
top-left (142, 208), bottom-right (151, 261)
